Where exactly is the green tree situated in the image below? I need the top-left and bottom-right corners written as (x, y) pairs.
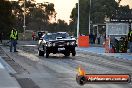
top-left (10, 1), bottom-right (70, 34)
top-left (111, 5), bottom-right (131, 20)
top-left (56, 19), bottom-right (68, 31)
top-left (23, 1), bottom-right (56, 31)
top-left (11, 1), bottom-right (56, 32)
top-left (47, 19), bottom-right (68, 32)
top-left (70, 0), bottom-right (119, 34)
top-left (0, 0), bottom-right (13, 39)
top-left (11, 1), bottom-right (23, 32)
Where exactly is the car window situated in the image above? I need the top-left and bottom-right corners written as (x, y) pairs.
top-left (43, 33), bottom-right (70, 40)
top-left (56, 33), bottom-right (69, 38)
top-left (44, 34), bottom-right (55, 40)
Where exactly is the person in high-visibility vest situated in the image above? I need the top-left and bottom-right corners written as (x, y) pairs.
top-left (10, 28), bottom-right (18, 52)
top-left (128, 30), bottom-right (132, 52)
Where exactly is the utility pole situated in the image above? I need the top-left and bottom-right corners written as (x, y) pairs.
top-left (77, 0), bottom-right (79, 40)
top-left (89, 0), bottom-right (91, 34)
top-left (23, 0), bottom-right (26, 40)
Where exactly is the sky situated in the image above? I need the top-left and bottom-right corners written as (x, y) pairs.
top-left (35, 0), bottom-right (77, 24)
top-left (120, 0), bottom-right (132, 8)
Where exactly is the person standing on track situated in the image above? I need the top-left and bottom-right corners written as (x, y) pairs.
top-left (10, 28), bottom-right (18, 52)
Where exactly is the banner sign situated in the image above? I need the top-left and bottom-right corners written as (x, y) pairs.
top-left (106, 23), bottom-right (129, 36)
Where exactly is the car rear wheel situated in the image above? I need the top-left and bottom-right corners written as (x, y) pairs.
top-left (72, 51), bottom-right (76, 56)
top-left (45, 48), bottom-right (49, 58)
top-left (38, 50), bottom-right (44, 56)
top-left (46, 52), bottom-right (49, 58)
top-left (64, 53), bottom-right (70, 56)
top-left (64, 50), bottom-right (70, 56)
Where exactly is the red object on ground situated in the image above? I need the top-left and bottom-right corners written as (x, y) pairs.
top-left (110, 48), bottom-right (115, 53)
top-left (78, 36), bottom-right (89, 47)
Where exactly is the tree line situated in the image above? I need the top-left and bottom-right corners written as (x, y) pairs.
top-left (69, 0), bottom-right (132, 35)
top-left (0, 0), bottom-right (132, 39)
top-left (0, 0), bottom-right (69, 39)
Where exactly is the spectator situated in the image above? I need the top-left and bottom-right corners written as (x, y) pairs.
top-left (89, 33), bottom-right (94, 44)
top-left (97, 34), bottom-right (100, 44)
top-left (32, 32), bottom-right (36, 40)
top-left (41, 32), bottom-right (46, 38)
top-left (93, 33), bottom-right (96, 44)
